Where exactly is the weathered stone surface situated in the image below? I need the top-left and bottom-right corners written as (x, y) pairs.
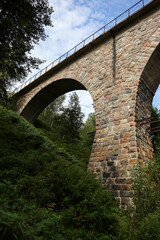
top-left (13, 1), bottom-right (160, 207)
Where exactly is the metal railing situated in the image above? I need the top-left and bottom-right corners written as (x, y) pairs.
top-left (13, 0), bottom-right (152, 93)
top-left (136, 117), bottom-right (160, 134)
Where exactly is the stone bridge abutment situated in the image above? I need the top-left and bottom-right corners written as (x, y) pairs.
top-left (13, 0), bottom-right (160, 207)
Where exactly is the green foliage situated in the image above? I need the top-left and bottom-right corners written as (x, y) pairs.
top-left (37, 93), bottom-right (90, 168)
top-left (59, 92), bottom-right (84, 141)
top-left (132, 211), bottom-right (160, 240)
top-left (0, 0), bottom-right (53, 104)
top-left (38, 95), bottom-right (65, 128)
top-left (85, 112), bottom-right (96, 127)
top-left (37, 92), bottom-right (92, 166)
top-left (151, 107), bottom-right (160, 153)
top-left (38, 92), bottom-right (84, 142)
top-left (130, 154), bottom-right (160, 239)
top-left (0, 105), bottom-right (126, 239)
top-left (126, 107), bottom-right (160, 239)
top-left (131, 158), bottom-right (160, 219)
top-left (151, 106), bottom-right (160, 121)
top-left (80, 112), bottom-right (96, 150)
top-left (0, 195), bottom-right (62, 240)
top-left (34, 118), bottom-right (89, 170)
top-left (45, 160), bottom-right (124, 240)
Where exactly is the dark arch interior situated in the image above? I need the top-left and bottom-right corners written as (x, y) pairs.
top-left (141, 43), bottom-right (160, 94)
top-left (136, 43), bottom-right (160, 121)
top-left (21, 79), bottom-right (87, 123)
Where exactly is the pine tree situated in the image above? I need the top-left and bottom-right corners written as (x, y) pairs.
top-left (60, 92), bottom-right (84, 142)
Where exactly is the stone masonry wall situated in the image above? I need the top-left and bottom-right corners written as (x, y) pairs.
top-left (136, 78), bottom-right (154, 163)
top-left (14, 2), bottom-right (160, 207)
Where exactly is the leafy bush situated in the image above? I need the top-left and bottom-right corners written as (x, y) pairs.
top-left (133, 211), bottom-right (160, 240)
top-left (131, 158), bottom-right (160, 219)
top-left (130, 154), bottom-right (160, 239)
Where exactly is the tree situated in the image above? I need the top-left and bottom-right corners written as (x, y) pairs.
top-left (60, 92), bottom-right (84, 141)
top-left (151, 107), bottom-right (160, 153)
top-left (38, 95), bottom-right (66, 128)
top-left (84, 112), bottom-right (96, 131)
top-left (37, 92), bottom-right (84, 142)
top-left (0, 0), bottom-right (53, 104)
top-left (80, 112), bottom-right (96, 149)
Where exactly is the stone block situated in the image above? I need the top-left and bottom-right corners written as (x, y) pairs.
top-left (120, 191), bottom-right (131, 198)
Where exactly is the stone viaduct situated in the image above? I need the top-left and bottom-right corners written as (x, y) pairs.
top-left (13, 0), bottom-right (160, 207)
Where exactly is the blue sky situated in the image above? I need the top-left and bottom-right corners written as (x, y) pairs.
top-left (28, 0), bottom-right (158, 120)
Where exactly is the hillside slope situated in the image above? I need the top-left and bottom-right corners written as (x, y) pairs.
top-left (0, 106), bottom-right (126, 240)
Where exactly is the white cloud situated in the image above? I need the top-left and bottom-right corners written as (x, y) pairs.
top-left (77, 91), bottom-right (94, 121)
top-left (29, 0), bottom-right (100, 75)
top-left (63, 90), bottom-right (94, 121)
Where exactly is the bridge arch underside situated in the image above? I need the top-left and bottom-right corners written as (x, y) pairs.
top-left (20, 79), bottom-right (87, 123)
top-left (136, 43), bottom-right (160, 162)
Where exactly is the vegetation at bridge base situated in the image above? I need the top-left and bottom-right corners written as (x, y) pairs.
top-left (1, 100), bottom-right (160, 239)
top-left (151, 107), bottom-right (160, 153)
top-left (127, 106), bottom-right (160, 240)
top-left (0, 104), bottom-right (128, 240)
top-left (127, 155), bottom-right (160, 240)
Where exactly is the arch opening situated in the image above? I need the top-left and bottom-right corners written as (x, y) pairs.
top-left (37, 89), bottom-right (95, 146)
top-left (136, 43), bottom-right (160, 161)
top-left (21, 79), bottom-right (96, 169)
top-left (20, 78), bottom-right (96, 166)
top-left (20, 78), bottom-right (87, 123)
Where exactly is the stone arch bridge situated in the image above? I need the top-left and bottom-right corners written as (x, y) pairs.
top-left (12, 0), bottom-right (160, 207)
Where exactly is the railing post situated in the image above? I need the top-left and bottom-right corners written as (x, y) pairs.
top-left (128, 9), bottom-right (130, 17)
top-left (142, 0), bottom-right (144, 7)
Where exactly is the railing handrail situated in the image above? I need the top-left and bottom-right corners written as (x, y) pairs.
top-left (13, 0), bottom-right (151, 93)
